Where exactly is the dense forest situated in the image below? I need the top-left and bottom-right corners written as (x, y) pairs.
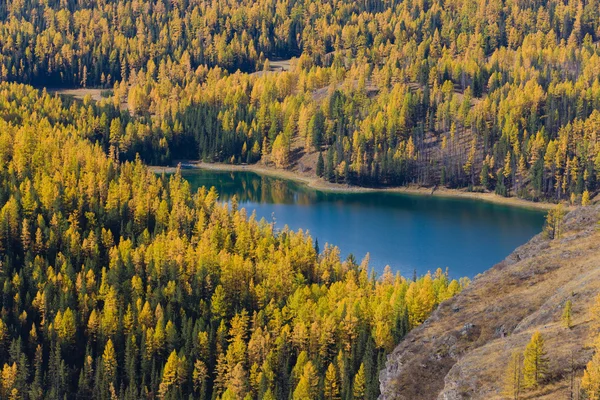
top-left (0, 82), bottom-right (467, 399)
top-left (1, 0), bottom-right (600, 201)
top-left (1, 0), bottom-right (600, 397)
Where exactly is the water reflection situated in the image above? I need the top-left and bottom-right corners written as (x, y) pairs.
top-left (181, 169), bottom-right (546, 278)
top-left (184, 170), bottom-right (320, 205)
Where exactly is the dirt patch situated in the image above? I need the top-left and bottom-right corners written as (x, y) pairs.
top-left (269, 59), bottom-right (292, 71)
top-left (48, 87), bottom-right (107, 102)
top-left (48, 87), bottom-right (128, 111)
top-left (250, 58), bottom-right (293, 77)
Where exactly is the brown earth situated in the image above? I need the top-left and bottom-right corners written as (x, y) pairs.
top-left (47, 87), bottom-right (107, 102)
top-left (379, 204), bottom-right (600, 400)
top-left (48, 87), bottom-right (129, 111)
top-left (250, 58), bottom-right (293, 77)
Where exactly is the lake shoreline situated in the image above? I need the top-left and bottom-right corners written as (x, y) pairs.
top-left (149, 161), bottom-right (559, 211)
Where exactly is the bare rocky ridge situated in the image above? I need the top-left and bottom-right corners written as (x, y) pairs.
top-left (379, 204), bottom-right (600, 400)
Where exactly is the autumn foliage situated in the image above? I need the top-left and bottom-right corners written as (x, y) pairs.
top-left (0, 83), bottom-right (465, 399)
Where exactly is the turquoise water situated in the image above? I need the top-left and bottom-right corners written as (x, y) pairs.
top-left (180, 169), bottom-right (546, 278)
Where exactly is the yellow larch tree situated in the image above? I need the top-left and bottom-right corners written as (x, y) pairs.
top-left (522, 331), bottom-right (549, 389)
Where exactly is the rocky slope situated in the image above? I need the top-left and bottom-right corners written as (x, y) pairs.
top-left (379, 204), bottom-right (600, 399)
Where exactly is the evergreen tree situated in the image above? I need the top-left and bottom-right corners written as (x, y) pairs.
top-left (523, 331), bottom-right (549, 389)
top-left (591, 294), bottom-right (600, 335)
top-left (583, 336), bottom-right (600, 400)
top-left (544, 204), bottom-right (566, 240)
top-left (562, 300), bottom-right (573, 329)
top-left (324, 363), bottom-right (340, 400)
top-left (317, 152), bottom-right (325, 178)
top-left (583, 190), bottom-right (591, 206)
top-left (504, 351), bottom-right (523, 400)
top-left (325, 148), bottom-right (335, 182)
top-left (352, 364), bottom-right (366, 399)
top-left (102, 339), bottom-right (117, 392)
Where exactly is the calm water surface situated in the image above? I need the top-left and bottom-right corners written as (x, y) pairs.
top-left (181, 169), bottom-right (546, 278)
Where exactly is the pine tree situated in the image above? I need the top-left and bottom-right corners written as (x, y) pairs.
top-left (562, 300), bottom-right (573, 329)
top-left (77, 349), bottom-right (94, 399)
top-left (523, 331), bottom-right (549, 389)
top-left (324, 363), bottom-right (340, 400)
top-left (293, 361), bottom-right (318, 400)
top-left (261, 137), bottom-right (269, 162)
top-left (543, 204), bottom-right (566, 240)
top-left (109, 118), bottom-right (123, 147)
top-left (582, 335), bottom-right (600, 400)
top-left (102, 339), bottom-right (117, 387)
top-left (57, 307), bottom-right (77, 344)
top-left (0, 362), bottom-right (18, 400)
top-left (352, 363), bottom-right (366, 399)
top-left (310, 110), bottom-right (324, 151)
top-left (263, 389), bottom-right (276, 400)
top-left (463, 138), bottom-right (476, 186)
top-left (325, 148), bottom-right (334, 182)
top-left (226, 362), bottom-right (247, 399)
top-left (48, 342), bottom-right (67, 398)
top-left (316, 152), bottom-right (324, 177)
top-left (504, 351), bottom-right (522, 400)
top-left (503, 152), bottom-right (513, 194)
top-left (582, 190), bottom-right (591, 206)
top-left (159, 350), bottom-right (180, 398)
top-left (29, 345), bottom-right (43, 400)
top-left (271, 134), bottom-right (290, 168)
top-left (101, 287), bottom-right (119, 338)
top-left (591, 294), bottom-right (600, 335)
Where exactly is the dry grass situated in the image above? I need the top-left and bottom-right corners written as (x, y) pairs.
top-left (48, 87), bottom-right (107, 102)
top-left (48, 88), bottom-right (129, 111)
top-left (250, 58), bottom-right (293, 77)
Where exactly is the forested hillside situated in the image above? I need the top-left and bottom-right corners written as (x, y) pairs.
top-left (0, 82), bottom-right (466, 399)
top-left (1, 0), bottom-right (600, 398)
top-left (2, 0), bottom-right (600, 201)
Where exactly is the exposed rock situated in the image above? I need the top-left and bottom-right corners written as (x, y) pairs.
top-left (379, 205), bottom-right (600, 400)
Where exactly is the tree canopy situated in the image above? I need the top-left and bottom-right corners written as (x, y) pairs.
top-left (0, 0), bottom-right (599, 200)
top-left (0, 82), bottom-right (466, 399)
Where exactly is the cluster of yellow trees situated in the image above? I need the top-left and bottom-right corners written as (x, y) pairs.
top-left (504, 331), bottom-right (549, 399)
top-left (0, 82), bottom-right (467, 399)
top-left (1, 0), bottom-right (600, 200)
top-left (504, 295), bottom-right (600, 399)
top-left (582, 296), bottom-right (600, 400)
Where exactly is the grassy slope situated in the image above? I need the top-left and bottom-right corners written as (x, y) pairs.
top-left (379, 204), bottom-right (600, 399)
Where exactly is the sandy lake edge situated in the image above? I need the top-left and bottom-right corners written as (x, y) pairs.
top-left (148, 162), bottom-right (567, 212)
